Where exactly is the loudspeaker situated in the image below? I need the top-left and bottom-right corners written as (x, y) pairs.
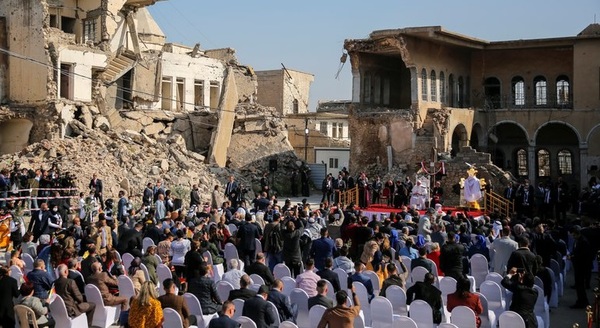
top-left (269, 159), bottom-right (278, 172)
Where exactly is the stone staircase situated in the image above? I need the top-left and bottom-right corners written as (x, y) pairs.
top-left (101, 51), bottom-right (137, 84)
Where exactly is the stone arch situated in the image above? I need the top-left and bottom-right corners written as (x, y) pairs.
top-left (535, 122), bottom-right (580, 181)
top-left (534, 121), bottom-right (581, 145)
top-left (487, 121), bottom-right (529, 174)
top-left (0, 119), bottom-right (33, 155)
top-left (470, 123), bottom-right (484, 151)
top-left (450, 123), bottom-right (468, 157)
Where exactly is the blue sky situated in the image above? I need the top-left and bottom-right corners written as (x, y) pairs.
top-left (149, 0), bottom-right (599, 111)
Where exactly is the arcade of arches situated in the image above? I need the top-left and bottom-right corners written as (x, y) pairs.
top-left (451, 121), bottom-right (588, 188)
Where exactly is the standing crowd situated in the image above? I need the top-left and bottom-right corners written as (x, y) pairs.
top-left (0, 166), bottom-right (595, 328)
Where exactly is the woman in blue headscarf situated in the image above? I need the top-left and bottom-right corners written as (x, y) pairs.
top-left (467, 235), bottom-right (490, 261)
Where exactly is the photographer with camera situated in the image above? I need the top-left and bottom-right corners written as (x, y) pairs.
top-left (501, 267), bottom-right (538, 328)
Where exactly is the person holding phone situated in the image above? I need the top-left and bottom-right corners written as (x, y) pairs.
top-left (501, 267), bottom-right (538, 328)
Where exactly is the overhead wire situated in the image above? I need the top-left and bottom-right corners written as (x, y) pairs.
top-left (0, 47), bottom-right (336, 135)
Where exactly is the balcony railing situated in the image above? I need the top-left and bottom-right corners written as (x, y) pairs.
top-left (483, 95), bottom-right (573, 110)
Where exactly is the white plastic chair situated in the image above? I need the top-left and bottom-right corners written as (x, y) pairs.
top-left (333, 268), bottom-right (348, 291)
top-left (479, 280), bottom-right (505, 319)
top-left (49, 294), bottom-right (88, 328)
top-left (401, 256), bottom-right (412, 275)
top-left (408, 299), bottom-right (434, 328)
top-left (475, 292), bottom-right (497, 328)
top-left (309, 304), bottom-right (327, 328)
top-left (232, 298), bottom-right (245, 319)
top-left (386, 285), bottom-right (408, 316)
top-left (394, 315), bottom-right (418, 328)
top-left (550, 259), bottom-right (564, 297)
top-left (255, 238), bottom-right (263, 254)
top-left (250, 273), bottom-right (266, 285)
top-left (217, 280), bottom-right (235, 302)
top-left (228, 224), bottom-right (238, 235)
top-left (183, 292), bottom-right (219, 328)
top-left (410, 266), bottom-right (429, 284)
top-left (290, 288), bottom-right (310, 328)
top-left (547, 267), bottom-right (559, 308)
top-left (439, 276), bottom-right (457, 305)
top-left (22, 253), bottom-right (34, 274)
top-left (237, 315), bottom-right (258, 328)
top-left (249, 283), bottom-right (262, 292)
top-left (279, 321), bottom-right (298, 328)
top-left (364, 270), bottom-right (381, 295)
top-left (534, 276), bottom-right (544, 290)
top-left (224, 243), bottom-right (240, 262)
top-left (154, 253), bottom-right (162, 264)
top-left (140, 263), bottom-right (150, 281)
top-left (212, 263), bottom-right (224, 282)
top-left (122, 253), bottom-right (134, 272)
top-left (498, 310), bottom-right (526, 328)
top-left (85, 284), bottom-right (119, 328)
top-left (9, 265), bottom-right (24, 288)
top-left (450, 305), bottom-right (477, 328)
top-left (323, 279), bottom-right (336, 302)
top-left (117, 275), bottom-right (136, 301)
top-left (142, 237), bottom-right (155, 253)
top-left (533, 285), bottom-right (549, 328)
top-left (113, 250), bottom-right (122, 262)
top-left (281, 276), bottom-right (296, 296)
top-left (470, 254), bottom-right (489, 289)
top-left (164, 307), bottom-right (185, 328)
top-left (438, 323), bottom-right (459, 328)
top-left (267, 300), bottom-right (281, 327)
top-left (157, 263), bottom-right (173, 295)
top-left (274, 263), bottom-right (292, 279)
top-left (353, 281), bottom-right (371, 326)
top-left (371, 296), bottom-right (400, 328)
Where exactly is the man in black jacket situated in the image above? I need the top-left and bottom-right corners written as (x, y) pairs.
top-left (570, 225), bottom-right (593, 308)
top-left (308, 280), bottom-right (334, 309)
top-left (507, 236), bottom-right (538, 276)
top-left (317, 257), bottom-right (341, 292)
top-left (501, 268), bottom-right (538, 327)
top-left (406, 272), bottom-right (443, 324)
top-left (188, 263), bottom-right (222, 315)
top-left (237, 215), bottom-right (261, 267)
top-left (246, 252), bottom-right (275, 287)
top-left (242, 285), bottom-right (277, 328)
top-left (117, 222), bottom-right (143, 257)
top-left (380, 262), bottom-right (409, 296)
top-left (440, 231), bottom-right (465, 280)
top-left (228, 275), bottom-right (257, 301)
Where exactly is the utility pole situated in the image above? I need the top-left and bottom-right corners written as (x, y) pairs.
top-left (304, 117), bottom-right (309, 162)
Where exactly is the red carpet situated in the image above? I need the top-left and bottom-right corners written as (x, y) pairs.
top-left (361, 203), bottom-right (486, 218)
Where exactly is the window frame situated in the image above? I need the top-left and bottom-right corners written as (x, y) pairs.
top-left (557, 149), bottom-right (573, 175)
top-left (537, 149), bottom-right (551, 177)
top-left (534, 75), bottom-right (547, 106)
top-left (421, 68), bottom-right (428, 101)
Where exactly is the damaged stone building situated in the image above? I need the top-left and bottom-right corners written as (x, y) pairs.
top-left (344, 25), bottom-right (600, 194)
top-left (0, 0), bottom-right (308, 198)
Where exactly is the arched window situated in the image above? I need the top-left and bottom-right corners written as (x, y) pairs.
top-left (534, 76), bottom-right (547, 106)
top-left (430, 70), bottom-right (437, 102)
top-left (558, 149), bottom-right (573, 175)
top-left (448, 74), bottom-right (455, 107)
top-left (457, 76), bottom-right (464, 107)
top-left (537, 149), bottom-right (551, 177)
top-left (439, 72), bottom-right (446, 105)
top-left (484, 77), bottom-right (501, 109)
top-left (292, 99), bottom-right (299, 114)
top-left (511, 76), bottom-right (525, 106)
top-left (517, 148), bottom-right (528, 176)
top-left (421, 68), bottom-right (428, 101)
top-left (556, 75), bottom-right (570, 106)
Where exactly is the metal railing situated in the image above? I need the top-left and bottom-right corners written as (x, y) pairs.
top-left (483, 190), bottom-right (514, 218)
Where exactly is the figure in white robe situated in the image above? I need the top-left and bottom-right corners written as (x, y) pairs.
top-left (410, 180), bottom-right (428, 210)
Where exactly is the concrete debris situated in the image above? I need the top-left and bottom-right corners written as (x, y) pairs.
top-left (93, 116), bottom-right (111, 132)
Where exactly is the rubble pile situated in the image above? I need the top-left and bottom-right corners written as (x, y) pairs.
top-left (0, 120), bottom-right (232, 206)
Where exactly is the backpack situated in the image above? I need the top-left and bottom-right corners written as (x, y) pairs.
top-left (266, 224), bottom-right (283, 253)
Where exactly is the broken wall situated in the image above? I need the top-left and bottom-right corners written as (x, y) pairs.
top-left (209, 67), bottom-right (237, 167)
top-left (161, 51), bottom-right (226, 111)
top-left (57, 47), bottom-right (108, 102)
top-left (1, 0), bottom-right (50, 103)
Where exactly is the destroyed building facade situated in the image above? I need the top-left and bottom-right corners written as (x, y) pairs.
top-left (0, 0), bottom-right (311, 199)
top-left (344, 25), bottom-right (600, 190)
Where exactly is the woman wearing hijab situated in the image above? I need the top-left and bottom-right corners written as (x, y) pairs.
top-left (467, 235), bottom-right (490, 261)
